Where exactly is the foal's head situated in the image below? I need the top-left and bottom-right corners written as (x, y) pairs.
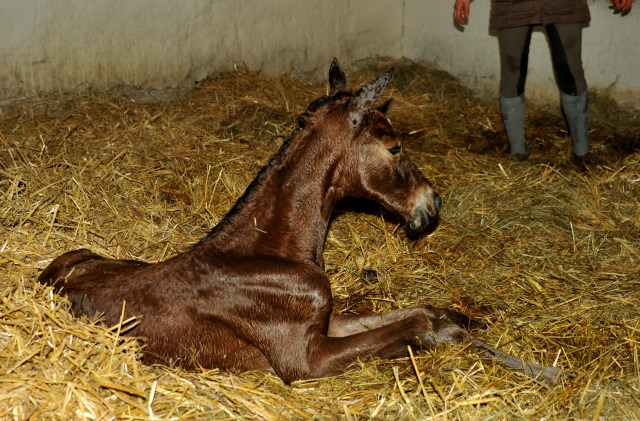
top-left (318, 59), bottom-right (441, 236)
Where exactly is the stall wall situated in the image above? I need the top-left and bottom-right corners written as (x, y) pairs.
top-left (0, 0), bottom-right (638, 105)
top-left (0, 0), bottom-right (402, 98)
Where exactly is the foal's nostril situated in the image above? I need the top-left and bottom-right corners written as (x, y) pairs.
top-left (433, 193), bottom-right (442, 213)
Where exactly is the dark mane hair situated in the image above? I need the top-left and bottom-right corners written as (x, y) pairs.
top-left (296, 91), bottom-right (351, 128)
top-left (193, 91), bottom-right (351, 248)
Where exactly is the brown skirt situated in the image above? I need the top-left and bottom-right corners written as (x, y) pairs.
top-left (490, 0), bottom-right (590, 30)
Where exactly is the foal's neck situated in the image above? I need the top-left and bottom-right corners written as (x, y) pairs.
top-left (199, 125), bottom-right (344, 267)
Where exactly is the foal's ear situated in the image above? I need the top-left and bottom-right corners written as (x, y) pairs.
top-left (329, 58), bottom-right (347, 95)
top-left (348, 67), bottom-right (394, 129)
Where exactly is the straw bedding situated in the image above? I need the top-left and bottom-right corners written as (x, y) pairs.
top-left (1, 58), bottom-right (638, 420)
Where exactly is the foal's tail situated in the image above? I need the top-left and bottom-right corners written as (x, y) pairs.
top-left (468, 336), bottom-right (568, 385)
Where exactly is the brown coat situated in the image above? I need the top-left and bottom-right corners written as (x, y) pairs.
top-left (490, 0), bottom-right (591, 29)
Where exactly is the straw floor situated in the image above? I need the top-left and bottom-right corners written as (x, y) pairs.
top-left (1, 58), bottom-right (639, 420)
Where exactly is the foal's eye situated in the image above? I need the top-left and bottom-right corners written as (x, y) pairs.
top-left (388, 145), bottom-right (401, 155)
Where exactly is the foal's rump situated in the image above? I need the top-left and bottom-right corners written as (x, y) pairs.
top-left (38, 248), bottom-right (151, 317)
top-left (39, 248), bottom-right (150, 287)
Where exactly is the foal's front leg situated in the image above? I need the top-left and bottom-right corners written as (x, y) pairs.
top-left (328, 305), bottom-right (481, 338)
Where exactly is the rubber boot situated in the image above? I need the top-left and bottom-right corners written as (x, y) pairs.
top-left (561, 90), bottom-right (589, 157)
top-left (500, 94), bottom-right (527, 159)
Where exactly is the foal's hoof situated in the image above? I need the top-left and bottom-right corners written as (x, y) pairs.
top-left (442, 309), bottom-right (486, 331)
top-left (464, 316), bottom-right (486, 331)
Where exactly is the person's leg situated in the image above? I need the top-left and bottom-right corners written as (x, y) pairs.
top-left (546, 23), bottom-right (591, 160)
top-left (498, 25), bottom-right (534, 158)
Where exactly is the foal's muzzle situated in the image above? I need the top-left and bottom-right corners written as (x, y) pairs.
top-left (407, 192), bottom-right (441, 236)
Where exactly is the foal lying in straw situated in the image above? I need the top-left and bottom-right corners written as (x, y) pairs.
top-left (40, 59), bottom-right (563, 385)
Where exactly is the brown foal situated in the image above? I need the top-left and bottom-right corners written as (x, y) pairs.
top-left (39, 59), bottom-right (562, 384)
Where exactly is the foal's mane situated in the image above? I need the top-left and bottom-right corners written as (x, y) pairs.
top-left (192, 90), bottom-right (352, 248)
top-left (295, 91), bottom-right (350, 129)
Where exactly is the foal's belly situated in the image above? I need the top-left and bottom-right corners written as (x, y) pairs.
top-left (138, 319), bottom-right (274, 372)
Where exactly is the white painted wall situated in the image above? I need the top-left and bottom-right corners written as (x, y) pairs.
top-left (1, 1), bottom-right (638, 106)
top-left (0, 0), bottom-right (402, 98)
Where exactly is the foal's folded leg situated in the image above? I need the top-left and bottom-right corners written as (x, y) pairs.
top-left (266, 312), bottom-right (467, 384)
